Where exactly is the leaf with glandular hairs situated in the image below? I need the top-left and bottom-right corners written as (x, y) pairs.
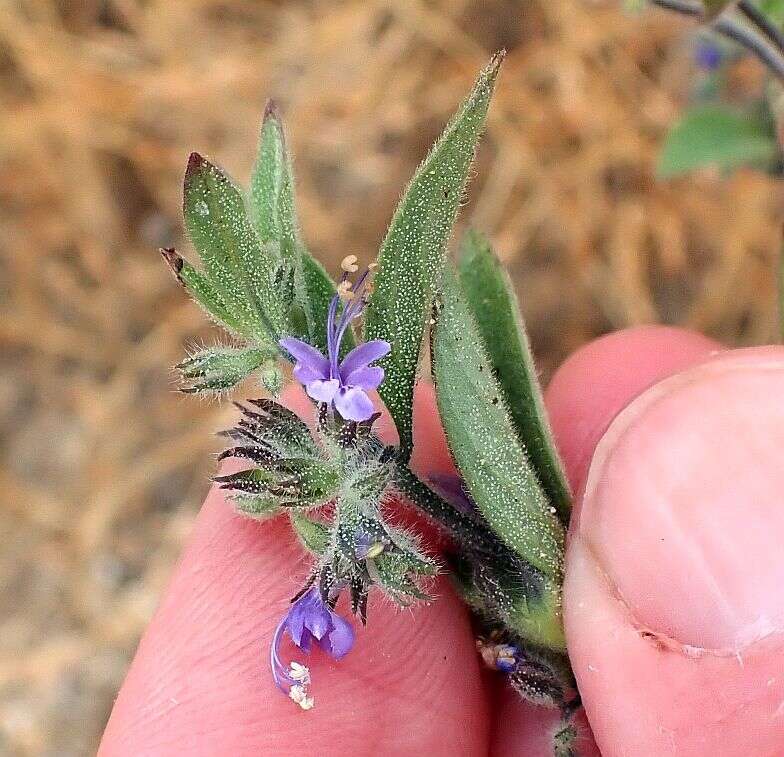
top-left (431, 264), bottom-right (565, 579)
top-left (177, 345), bottom-right (271, 394)
top-left (364, 52), bottom-right (505, 458)
top-left (459, 230), bottom-right (571, 522)
top-left (183, 152), bottom-right (285, 345)
top-left (160, 247), bottom-right (245, 336)
top-left (250, 101), bottom-right (295, 260)
top-left (249, 102), bottom-right (347, 354)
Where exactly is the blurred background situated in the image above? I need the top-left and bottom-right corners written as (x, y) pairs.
top-left (1, 0), bottom-right (782, 753)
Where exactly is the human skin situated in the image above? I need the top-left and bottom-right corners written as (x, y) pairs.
top-left (99, 325), bottom-right (784, 756)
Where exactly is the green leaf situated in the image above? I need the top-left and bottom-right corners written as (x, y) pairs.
top-left (459, 230), bottom-right (571, 522)
top-left (431, 265), bottom-right (565, 579)
top-left (160, 247), bottom-right (244, 335)
top-left (364, 51), bottom-right (505, 459)
top-left (177, 345), bottom-right (270, 394)
top-left (183, 152), bottom-right (285, 344)
top-left (250, 101), bottom-right (292, 255)
top-left (248, 102), bottom-right (348, 353)
top-left (658, 104), bottom-right (779, 178)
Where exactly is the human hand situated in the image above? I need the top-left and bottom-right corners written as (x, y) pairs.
top-left (98, 325), bottom-right (784, 756)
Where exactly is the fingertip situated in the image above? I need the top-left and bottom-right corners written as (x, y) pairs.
top-left (490, 691), bottom-right (600, 757)
top-left (545, 325), bottom-right (720, 494)
top-left (565, 346), bottom-right (784, 755)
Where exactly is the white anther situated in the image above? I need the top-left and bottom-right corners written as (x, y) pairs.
top-left (288, 661), bottom-right (311, 684)
top-left (289, 684), bottom-right (315, 710)
top-left (341, 254), bottom-right (359, 273)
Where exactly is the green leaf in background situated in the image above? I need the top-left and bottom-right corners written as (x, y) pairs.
top-left (658, 104), bottom-right (779, 178)
top-left (459, 230), bottom-right (572, 523)
top-left (184, 152), bottom-right (285, 346)
top-left (760, 0), bottom-right (784, 25)
top-left (364, 51), bottom-right (505, 459)
top-left (431, 265), bottom-right (565, 579)
top-left (249, 102), bottom-right (347, 354)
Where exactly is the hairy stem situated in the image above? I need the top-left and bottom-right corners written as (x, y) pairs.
top-left (393, 465), bottom-right (502, 555)
top-left (649, 0), bottom-right (784, 80)
top-left (737, 0), bottom-right (784, 58)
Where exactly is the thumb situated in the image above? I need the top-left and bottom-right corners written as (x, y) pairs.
top-left (564, 341), bottom-right (784, 756)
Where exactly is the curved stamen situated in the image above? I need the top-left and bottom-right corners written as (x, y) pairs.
top-left (326, 288), bottom-right (341, 378)
top-left (333, 268), bottom-right (371, 357)
top-left (270, 616), bottom-right (296, 691)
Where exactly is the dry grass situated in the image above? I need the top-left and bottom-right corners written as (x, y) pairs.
top-left (0, 0), bottom-right (781, 753)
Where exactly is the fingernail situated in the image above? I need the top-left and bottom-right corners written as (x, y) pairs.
top-left (578, 347), bottom-right (784, 652)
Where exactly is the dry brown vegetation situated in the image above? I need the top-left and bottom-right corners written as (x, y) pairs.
top-left (0, 0), bottom-right (781, 753)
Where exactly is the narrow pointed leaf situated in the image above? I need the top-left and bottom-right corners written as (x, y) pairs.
top-left (160, 248), bottom-right (243, 334)
top-left (459, 230), bottom-right (571, 522)
top-left (250, 100), bottom-right (292, 255)
top-left (431, 265), bottom-right (565, 579)
top-left (364, 51), bottom-right (505, 458)
top-left (248, 102), bottom-right (349, 353)
top-left (183, 152), bottom-right (285, 344)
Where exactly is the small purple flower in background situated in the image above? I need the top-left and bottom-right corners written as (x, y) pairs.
top-left (353, 530), bottom-right (387, 560)
top-left (280, 257), bottom-right (390, 422)
top-left (270, 587), bottom-right (355, 709)
top-left (477, 638), bottom-right (519, 673)
top-left (695, 39), bottom-right (724, 71)
top-left (429, 472), bottom-right (476, 514)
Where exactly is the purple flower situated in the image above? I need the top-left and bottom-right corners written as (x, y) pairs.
top-left (695, 40), bottom-right (723, 71)
top-left (477, 639), bottom-right (519, 673)
top-left (279, 269), bottom-right (390, 422)
top-left (429, 473), bottom-right (476, 514)
top-left (270, 588), bottom-right (355, 709)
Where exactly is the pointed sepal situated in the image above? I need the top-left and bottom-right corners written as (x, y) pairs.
top-left (177, 346), bottom-right (271, 394)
